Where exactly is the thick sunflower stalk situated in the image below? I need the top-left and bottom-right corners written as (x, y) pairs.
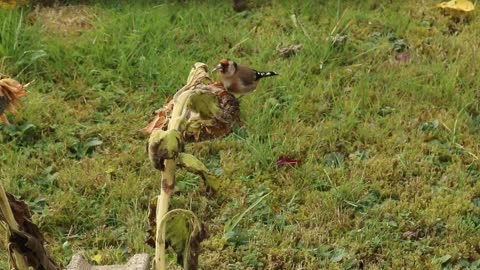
top-left (145, 63), bottom-right (239, 270)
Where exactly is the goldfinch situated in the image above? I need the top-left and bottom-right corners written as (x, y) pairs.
top-left (212, 59), bottom-right (278, 95)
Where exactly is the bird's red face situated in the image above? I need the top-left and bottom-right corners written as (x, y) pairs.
top-left (219, 59), bottom-right (229, 73)
top-left (213, 59), bottom-right (231, 73)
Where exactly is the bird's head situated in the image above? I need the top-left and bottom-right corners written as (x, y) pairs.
top-left (212, 59), bottom-right (237, 76)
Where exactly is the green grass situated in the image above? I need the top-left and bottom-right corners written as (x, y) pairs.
top-left (1, 0), bottom-right (480, 269)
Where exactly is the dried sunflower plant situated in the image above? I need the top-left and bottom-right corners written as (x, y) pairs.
top-left (0, 182), bottom-right (61, 270)
top-left (1, 76), bottom-right (61, 270)
top-left (142, 63), bottom-right (240, 270)
top-left (0, 76), bottom-right (27, 125)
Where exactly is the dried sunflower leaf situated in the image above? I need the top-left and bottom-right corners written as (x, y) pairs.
top-left (141, 98), bottom-right (174, 134)
top-left (2, 192), bottom-right (61, 270)
top-left (145, 197), bottom-right (157, 248)
top-left (160, 209), bottom-right (206, 270)
top-left (187, 90), bottom-right (221, 120)
top-left (148, 129), bottom-right (183, 170)
top-left (178, 153), bottom-right (220, 191)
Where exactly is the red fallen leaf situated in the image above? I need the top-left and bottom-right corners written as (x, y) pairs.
top-left (276, 156), bottom-right (301, 166)
top-left (395, 52), bottom-right (411, 63)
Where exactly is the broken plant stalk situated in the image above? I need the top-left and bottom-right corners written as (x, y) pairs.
top-left (155, 160), bottom-right (175, 270)
top-left (0, 181), bottom-right (30, 270)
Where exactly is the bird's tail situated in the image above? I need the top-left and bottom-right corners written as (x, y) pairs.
top-left (255, 71), bottom-right (278, 80)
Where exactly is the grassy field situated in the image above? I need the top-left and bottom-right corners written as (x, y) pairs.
top-left (1, 0), bottom-right (480, 269)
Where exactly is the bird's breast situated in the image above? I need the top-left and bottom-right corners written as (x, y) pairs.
top-left (223, 79), bottom-right (232, 90)
top-left (220, 75), bottom-right (234, 90)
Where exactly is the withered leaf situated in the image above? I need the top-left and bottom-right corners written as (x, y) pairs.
top-left (145, 197), bottom-right (157, 248)
top-left (9, 228), bottom-right (61, 270)
top-left (0, 78), bottom-right (27, 125)
top-left (145, 205), bottom-right (207, 270)
top-left (141, 109), bottom-right (169, 134)
top-left (395, 52), bottom-right (411, 63)
top-left (276, 156), bottom-right (301, 166)
top-left (163, 210), bottom-right (206, 270)
top-left (177, 153), bottom-right (221, 191)
top-left (141, 97), bottom-right (174, 135)
top-left (187, 90), bottom-right (221, 120)
top-left (183, 91), bottom-right (239, 142)
top-left (148, 129), bottom-right (183, 171)
top-left (401, 230), bottom-right (424, 241)
top-left (277, 44), bottom-right (302, 58)
top-left (5, 193), bottom-right (61, 270)
top-left (6, 193), bottom-right (44, 243)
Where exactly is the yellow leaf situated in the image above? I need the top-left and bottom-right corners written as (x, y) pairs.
top-left (437, 0), bottom-right (475, 12)
top-left (105, 166), bottom-right (115, 174)
top-left (91, 254), bottom-right (103, 264)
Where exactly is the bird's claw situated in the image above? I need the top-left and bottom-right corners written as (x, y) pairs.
top-left (210, 81), bottom-right (224, 87)
top-left (217, 89), bottom-right (230, 97)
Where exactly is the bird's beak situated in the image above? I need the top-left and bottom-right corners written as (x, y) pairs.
top-left (212, 64), bottom-right (222, 72)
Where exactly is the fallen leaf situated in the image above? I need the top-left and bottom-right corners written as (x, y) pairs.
top-left (276, 156), bottom-right (301, 166)
top-left (277, 44), bottom-right (302, 58)
top-left (437, 0), bottom-right (474, 12)
top-left (330, 248), bottom-right (347, 262)
top-left (378, 106), bottom-right (395, 116)
top-left (330, 34), bottom-right (347, 48)
top-left (402, 230), bottom-right (422, 240)
top-left (91, 254), bottom-right (103, 264)
top-left (395, 52), bottom-right (411, 63)
top-left (392, 39), bottom-right (410, 53)
top-left (434, 254), bottom-right (452, 265)
top-left (83, 138), bottom-right (103, 149)
top-left (324, 152), bottom-right (345, 167)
